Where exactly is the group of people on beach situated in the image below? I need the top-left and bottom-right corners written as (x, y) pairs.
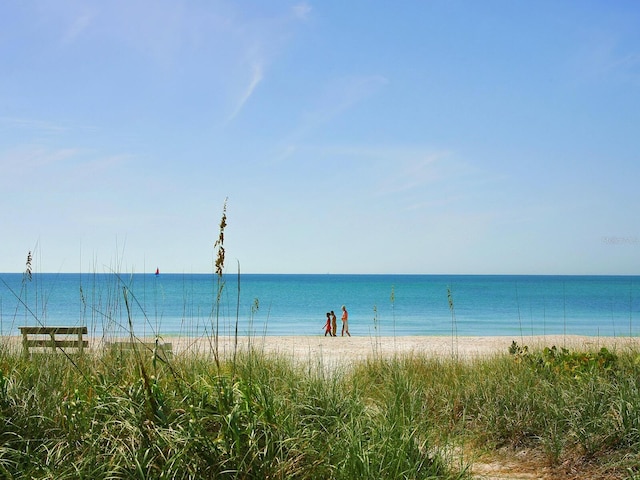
top-left (324, 305), bottom-right (350, 337)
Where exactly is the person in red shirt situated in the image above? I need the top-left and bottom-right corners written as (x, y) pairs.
top-left (324, 312), bottom-right (333, 336)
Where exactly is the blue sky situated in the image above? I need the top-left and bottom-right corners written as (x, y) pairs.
top-left (1, 1), bottom-right (639, 275)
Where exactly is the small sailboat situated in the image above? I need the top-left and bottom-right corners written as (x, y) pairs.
top-left (155, 268), bottom-right (160, 276)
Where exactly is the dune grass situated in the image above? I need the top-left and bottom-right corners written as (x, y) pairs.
top-left (352, 343), bottom-right (640, 479)
top-left (0, 344), bottom-right (460, 479)
top-left (0, 340), bottom-right (639, 479)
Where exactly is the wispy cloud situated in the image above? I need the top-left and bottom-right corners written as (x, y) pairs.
top-left (61, 12), bottom-right (94, 45)
top-left (378, 153), bottom-right (451, 196)
top-left (37, 2), bottom-right (311, 125)
top-left (75, 153), bottom-right (132, 178)
top-left (315, 74), bottom-right (389, 121)
top-left (292, 2), bottom-right (312, 20)
top-left (0, 147), bottom-right (82, 186)
top-left (0, 146), bottom-right (132, 184)
top-left (606, 51), bottom-right (640, 82)
top-left (225, 3), bottom-right (313, 122)
top-left (324, 145), bottom-right (454, 196)
top-left (295, 144), bottom-right (495, 215)
top-left (0, 117), bottom-right (68, 134)
top-left (572, 32), bottom-right (640, 85)
top-left (227, 62), bottom-right (264, 122)
top-left (275, 74), bottom-right (389, 159)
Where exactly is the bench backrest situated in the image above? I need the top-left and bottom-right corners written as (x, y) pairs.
top-left (19, 326), bottom-right (88, 354)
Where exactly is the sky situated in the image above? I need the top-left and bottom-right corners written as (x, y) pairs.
top-left (1, 1), bottom-right (639, 275)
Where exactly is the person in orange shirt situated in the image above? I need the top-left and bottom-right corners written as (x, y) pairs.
top-left (330, 310), bottom-right (337, 337)
top-left (341, 305), bottom-right (350, 337)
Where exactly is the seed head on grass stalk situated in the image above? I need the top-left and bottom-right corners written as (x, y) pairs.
top-left (214, 199), bottom-right (227, 277)
top-left (21, 250), bottom-right (33, 326)
top-left (24, 251), bottom-right (33, 283)
top-left (212, 198), bottom-right (228, 370)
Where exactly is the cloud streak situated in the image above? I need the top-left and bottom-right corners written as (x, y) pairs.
top-left (227, 62), bottom-right (264, 122)
top-left (61, 11), bottom-right (94, 45)
top-left (0, 117), bottom-right (68, 135)
top-left (379, 155), bottom-right (449, 195)
top-left (274, 74), bottom-right (389, 161)
top-left (292, 2), bottom-right (312, 20)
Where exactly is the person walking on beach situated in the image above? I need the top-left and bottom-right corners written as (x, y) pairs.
top-left (341, 305), bottom-right (351, 337)
top-left (330, 311), bottom-right (337, 337)
top-left (324, 312), bottom-right (333, 336)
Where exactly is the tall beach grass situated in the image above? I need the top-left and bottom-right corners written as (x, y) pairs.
top-left (0, 340), bottom-right (640, 478)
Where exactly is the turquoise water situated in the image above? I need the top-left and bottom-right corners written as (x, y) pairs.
top-left (1, 273), bottom-right (639, 338)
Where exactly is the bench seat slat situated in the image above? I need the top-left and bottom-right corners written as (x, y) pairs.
top-left (24, 340), bottom-right (89, 348)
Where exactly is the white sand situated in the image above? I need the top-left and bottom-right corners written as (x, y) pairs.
top-left (149, 334), bottom-right (640, 368)
top-left (10, 334), bottom-right (640, 369)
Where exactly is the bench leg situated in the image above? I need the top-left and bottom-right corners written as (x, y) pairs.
top-left (22, 332), bottom-right (29, 357)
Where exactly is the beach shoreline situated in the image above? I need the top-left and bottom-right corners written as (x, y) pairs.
top-left (186, 334), bottom-right (640, 365)
top-left (9, 334), bottom-right (638, 367)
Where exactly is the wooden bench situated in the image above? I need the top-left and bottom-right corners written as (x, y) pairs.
top-left (106, 341), bottom-right (173, 361)
top-left (19, 326), bottom-right (88, 355)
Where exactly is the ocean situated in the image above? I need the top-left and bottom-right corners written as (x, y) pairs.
top-left (0, 273), bottom-right (639, 338)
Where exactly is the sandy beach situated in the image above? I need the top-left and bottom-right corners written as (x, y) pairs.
top-left (136, 334), bottom-right (640, 368)
top-left (9, 334), bottom-right (640, 369)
